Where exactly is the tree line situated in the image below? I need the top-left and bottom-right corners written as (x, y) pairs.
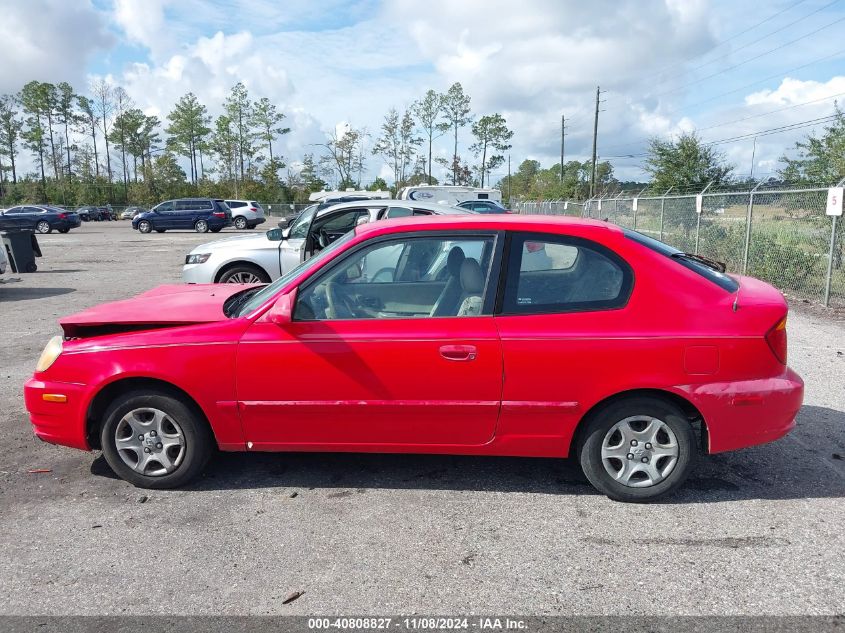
top-left (0, 79), bottom-right (514, 207)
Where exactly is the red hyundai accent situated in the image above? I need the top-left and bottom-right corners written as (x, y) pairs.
top-left (24, 215), bottom-right (803, 502)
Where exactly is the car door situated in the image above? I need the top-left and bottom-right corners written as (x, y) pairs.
top-left (152, 201), bottom-right (175, 228)
top-left (493, 231), bottom-right (635, 455)
top-left (236, 231), bottom-right (505, 448)
top-left (0, 207), bottom-right (24, 230)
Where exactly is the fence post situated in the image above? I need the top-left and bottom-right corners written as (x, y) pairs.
top-left (694, 181), bottom-right (713, 255)
top-left (823, 176), bottom-right (845, 306)
top-left (633, 186), bottom-right (647, 230)
top-left (659, 187), bottom-right (672, 242)
top-left (742, 180), bottom-right (765, 275)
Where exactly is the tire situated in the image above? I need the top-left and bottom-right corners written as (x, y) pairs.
top-left (218, 263), bottom-right (270, 284)
top-left (99, 390), bottom-right (214, 489)
top-left (210, 227), bottom-right (222, 233)
top-left (58, 228), bottom-right (70, 234)
top-left (234, 216), bottom-right (248, 230)
top-left (195, 219), bottom-right (209, 233)
top-left (156, 229), bottom-right (166, 233)
top-left (25, 261), bottom-right (37, 273)
top-left (578, 396), bottom-right (696, 503)
top-left (138, 220), bottom-right (152, 234)
top-left (36, 221), bottom-right (51, 234)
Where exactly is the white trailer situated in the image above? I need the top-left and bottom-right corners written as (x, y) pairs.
top-left (397, 185), bottom-right (502, 205)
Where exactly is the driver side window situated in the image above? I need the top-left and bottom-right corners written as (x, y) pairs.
top-left (294, 235), bottom-right (497, 321)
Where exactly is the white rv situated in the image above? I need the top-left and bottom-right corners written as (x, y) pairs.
top-left (397, 185), bottom-right (502, 206)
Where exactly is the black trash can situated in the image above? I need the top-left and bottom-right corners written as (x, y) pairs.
top-left (1, 229), bottom-right (41, 273)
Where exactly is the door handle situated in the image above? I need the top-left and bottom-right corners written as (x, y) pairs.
top-left (439, 344), bottom-right (477, 361)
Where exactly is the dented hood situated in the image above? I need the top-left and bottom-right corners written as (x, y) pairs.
top-left (59, 284), bottom-right (251, 337)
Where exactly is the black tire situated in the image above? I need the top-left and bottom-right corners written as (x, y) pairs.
top-left (210, 227), bottom-right (223, 233)
top-left (99, 390), bottom-right (214, 489)
top-left (578, 396), bottom-right (696, 503)
top-left (234, 216), bottom-right (248, 230)
top-left (35, 221), bottom-right (51, 234)
top-left (25, 261), bottom-right (37, 273)
top-left (156, 229), bottom-right (166, 233)
top-left (58, 228), bottom-right (70, 234)
top-left (218, 263), bottom-right (270, 284)
top-left (138, 220), bottom-right (152, 233)
top-left (195, 219), bottom-right (209, 233)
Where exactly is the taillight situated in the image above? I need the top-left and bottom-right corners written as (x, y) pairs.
top-left (212, 212), bottom-right (225, 218)
top-left (765, 316), bottom-right (788, 364)
top-left (58, 212), bottom-right (67, 219)
top-left (249, 207), bottom-right (258, 212)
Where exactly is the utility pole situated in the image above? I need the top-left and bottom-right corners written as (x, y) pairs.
top-left (749, 136), bottom-right (757, 181)
top-left (507, 154), bottom-right (511, 204)
top-left (560, 114), bottom-right (565, 183)
top-left (590, 86), bottom-right (600, 198)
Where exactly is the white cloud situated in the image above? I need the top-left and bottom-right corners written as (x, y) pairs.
top-left (0, 0), bottom-right (112, 94)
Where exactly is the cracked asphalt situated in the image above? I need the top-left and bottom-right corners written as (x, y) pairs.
top-left (0, 222), bottom-right (843, 615)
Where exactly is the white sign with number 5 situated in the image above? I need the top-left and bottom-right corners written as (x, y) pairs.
top-left (827, 187), bottom-right (843, 216)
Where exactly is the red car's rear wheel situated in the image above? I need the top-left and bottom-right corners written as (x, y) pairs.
top-left (578, 397), bottom-right (696, 502)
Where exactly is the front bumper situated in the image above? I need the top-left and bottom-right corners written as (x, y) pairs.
top-left (182, 261), bottom-right (216, 284)
top-left (24, 378), bottom-right (91, 451)
top-left (679, 367), bottom-right (804, 453)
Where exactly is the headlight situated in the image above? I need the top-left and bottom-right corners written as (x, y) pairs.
top-left (185, 253), bottom-right (211, 265)
top-left (36, 336), bottom-right (63, 373)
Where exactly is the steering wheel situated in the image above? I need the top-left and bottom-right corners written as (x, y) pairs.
top-left (317, 230), bottom-right (330, 249)
top-left (325, 282), bottom-right (355, 319)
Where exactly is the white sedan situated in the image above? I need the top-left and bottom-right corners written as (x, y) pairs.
top-left (182, 200), bottom-right (472, 284)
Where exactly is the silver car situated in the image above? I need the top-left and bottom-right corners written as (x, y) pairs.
top-left (224, 199), bottom-right (267, 230)
top-left (182, 200), bottom-right (473, 284)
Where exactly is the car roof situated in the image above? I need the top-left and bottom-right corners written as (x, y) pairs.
top-left (354, 213), bottom-right (623, 239)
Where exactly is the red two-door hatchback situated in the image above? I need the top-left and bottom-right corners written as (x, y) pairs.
top-left (25, 215), bottom-right (803, 501)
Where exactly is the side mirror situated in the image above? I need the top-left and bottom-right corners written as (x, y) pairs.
top-left (266, 228), bottom-right (284, 241)
top-left (268, 289), bottom-right (296, 327)
top-left (282, 227), bottom-right (291, 239)
top-left (345, 262), bottom-right (363, 281)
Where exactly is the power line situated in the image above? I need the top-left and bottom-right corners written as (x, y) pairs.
top-left (648, 12), bottom-right (845, 100)
top-left (632, 0), bottom-right (811, 86)
top-left (601, 89), bottom-right (845, 153)
top-left (684, 0), bottom-right (840, 76)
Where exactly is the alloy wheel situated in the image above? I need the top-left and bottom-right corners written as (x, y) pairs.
top-left (600, 415), bottom-right (679, 488)
top-left (114, 407), bottom-right (186, 477)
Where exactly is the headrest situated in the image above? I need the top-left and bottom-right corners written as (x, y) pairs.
top-left (447, 246), bottom-right (466, 276)
top-left (460, 258), bottom-right (484, 294)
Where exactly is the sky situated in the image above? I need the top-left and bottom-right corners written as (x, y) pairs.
top-left (1, 0), bottom-right (845, 186)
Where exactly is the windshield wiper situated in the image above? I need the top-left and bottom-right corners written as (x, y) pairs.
top-left (226, 287), bottom-right (261, 318)
top-left (670, 252), bottom-right (726, 273)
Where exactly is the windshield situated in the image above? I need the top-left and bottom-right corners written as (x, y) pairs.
top-left (235, 230), bottom-right (356, 317)
top-left (289, 204), bottom-right (318, 239)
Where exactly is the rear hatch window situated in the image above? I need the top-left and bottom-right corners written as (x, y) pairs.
top-left (624, 229), bottom-right (739, 292)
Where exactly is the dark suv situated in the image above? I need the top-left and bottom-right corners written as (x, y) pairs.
top-left (132, 199), bottom-right (233, 234)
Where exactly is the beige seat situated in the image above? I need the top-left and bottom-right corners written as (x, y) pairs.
top-left (430, 246), bottom-right (466, 316)
top-left (456, 258), bottom-right (485, 316)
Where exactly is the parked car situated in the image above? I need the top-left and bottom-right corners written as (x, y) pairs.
top-left (25, 215), bottom-right (803, 499)
top-left (224, 200), bottom-right (266, 230)
top-left (76, 206), bottom-right (102, 221)
top-left (457, 199), bottom-right (512, 214)
top-left (183, 200), bottom-right (472, 284)
top-left (0, 205), bottom-right (81, 233)
top-left (120, 206), bottom-right (148, 220)
top-left (132, 199), bottom-right (233, 234)
top-left (98, 206), bottom-right (118, 221)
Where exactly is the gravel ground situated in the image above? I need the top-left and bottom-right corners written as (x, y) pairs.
top-left (0, 222), bottom-right (843, 616)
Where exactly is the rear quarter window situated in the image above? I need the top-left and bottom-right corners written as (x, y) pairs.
top-left (623, 229), bottom-right (739, 292)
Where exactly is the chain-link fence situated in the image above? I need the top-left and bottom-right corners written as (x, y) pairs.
top-left (513, 184), bottom-right (845, 308)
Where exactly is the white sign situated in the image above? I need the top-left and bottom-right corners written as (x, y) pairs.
top-left (597, 199), bottom-right (602, 211)
top-left (695, 194), bottom-right (703, 214)
top-left (632, 198), bottom-right (638, 212)
top-left (564, 201), bottom-right (569, 210)
top-left (827, 187), bottom-right (844, 216)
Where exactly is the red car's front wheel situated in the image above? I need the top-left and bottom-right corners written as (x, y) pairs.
top-left (100, 391), bottom-right (214, 489)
